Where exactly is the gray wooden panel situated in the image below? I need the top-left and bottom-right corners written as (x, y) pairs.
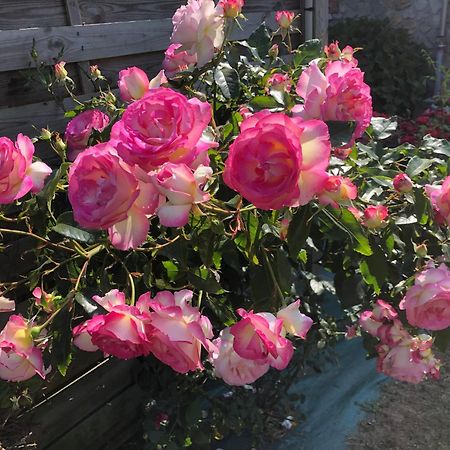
top-left (0, 18), bottom-right (173, 73)
top-left (0, 0), bottom-right (67, 30)
top-left (23, 358), bottom-right (137, 448)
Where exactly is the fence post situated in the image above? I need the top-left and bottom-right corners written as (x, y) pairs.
top-left (314, 0), bottom-right (329, 43)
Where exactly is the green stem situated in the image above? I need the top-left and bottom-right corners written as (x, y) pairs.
top-left (262, 248), bottom-right (286, 308)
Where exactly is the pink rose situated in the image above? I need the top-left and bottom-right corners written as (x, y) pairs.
top-left (399, 263), bottom-right (450, 330)
top-left (362, 205), bottom-right (388, 228)
top-left (317, 175), bottom-right (357, 208)
top-left (152, 163), bottom-right (211, 227)
top-left (218, 0), bottom-right (244, 18)
top-left (266, 73), bottom-right (292, 93)
top-left (377, 335), bottom-right (440, 384)
top-left (275, 11), bottom-right (295, 29)
top-left (162, 44), bottom-right (197, 78)
top-left (54, 61), bottom-right (68, 81)
top-left (171, 0), bottom-right (224, 67)
top-left (223, 111), bottom-right (331, 209)
top-left (425, 176), bottom-right (450, 226)
top-left (0, 134), bottom-right (52, 204)
top-left (279, 217), bottom-right (290, 241)
top-left (294, 61), bottom-right (372, 145)
top-left (76, 290), bottom-right (153, 359)
top-left (211, 327), bottom-right (270, 386)
top-left (348, 206), bottom-right (363, 220)
top-left (324, 41), bottom-right (342, 60)
top-left (144, 290), bottom-right (214, 373)
top-left (110, 88), bottom-right (214, 171)
top-left (68, 143), bottom-right (139, 230)
top-left (276, 299), bottom-right (313, 339)
top-left (393, 173), bottom-right (413, 193)
top-left (118, 67), bottom-right (150, 102)
top-left (65, 109), bottom-right (110, 160)
top-left (371, 299), bottom-right (398, 321)
top-left (149, 70), bottom-right (168, 89)
top-left (230, 309), bottom-right (294, 370)
top-left (0, 315), bottom-right (45, 381)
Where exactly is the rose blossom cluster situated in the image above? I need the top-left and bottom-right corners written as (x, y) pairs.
top-left (359, 300), bottom-right (440, 384)
top-left (70, 290), bottom-right (312, 385)
top-left (68, 86), bottom-right (216, 250)
top-left (163, 0), bottom-right (225, 77)
top-left (293, 58), bottom-right (372, 147)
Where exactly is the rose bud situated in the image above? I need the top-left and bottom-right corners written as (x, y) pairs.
top-left (393, 173), bottom-right (413, 193)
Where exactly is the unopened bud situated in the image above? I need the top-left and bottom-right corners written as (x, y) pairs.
top-left (90, 64), bottom-right (103, 81)
top-left (40, 128), bottom-right (52, 141)
top-left (54, 134), bottom-right (67, 153)
top-left (414, 243), bottom-right (428, 257)
top-left (54, 61), bottom-right (68, 82)
top-left (268, 44), bottom-right (279, 59)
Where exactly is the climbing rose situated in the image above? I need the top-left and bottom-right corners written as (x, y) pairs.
top-left (0, 134), bottom-right (52, 204)
top-left (275, 10), bottom-right (295, 29)
top-left (399, 263), bottom-right (450, 331)
top-left (110, 88), bottom-right (214, 171)
top-left (218, 0), bottom-right (244, 18)
top-left (0, 315), bottom-right (45, 381)
top-left (362, 205), bottom-right (388, 229)
top-left (425, 176), bottom-right (450, 226)
top-left (223, 111), bottom-right (331, 209)
top-left (294, 60), bottom-right (372, 146)
top-left (76, 290), bottom-right (153, 359)
top-left (68, 143), bottom-right (139, 230)
top-left (170, 0), bottom-right (224, 67)
top-left (317, 175), bottom-right (357, 208)
top-left (118, 67), bottom-right (150, 102)
top-left (151, 163), bottom-right (212, 227)
top-left (144, 290), bottom-right (214, 373)
top-left (277, 300), bottom-right (313, 339)
top-left (230, 309), bottom-right (294, 370)
top-left (393, 173), bottom-right (413, 193)
top-left (211, 327), bottom-right (270, 386)
top-left (162, 44), bottom-right (197, 78)
top-left (65, 109), bottom-right (110, 160)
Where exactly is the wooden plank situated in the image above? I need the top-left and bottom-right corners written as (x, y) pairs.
top-left (22, 358), bottom-right (137, 449)
top-left (64, 0), bottom-right (94, 93)
top-left (0, 0), bottom-right (67, 30)
top-left (314, 0), bottom-right (329, 43)
top-left (44, 383), bottom-right (143, 450)
top-left (0, 10), bottom-right (300, 73)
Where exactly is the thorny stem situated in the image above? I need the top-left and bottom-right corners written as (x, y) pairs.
top-left (0, 228), bottom-right (73, 252)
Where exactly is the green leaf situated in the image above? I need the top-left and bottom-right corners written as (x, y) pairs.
top-left (247, 23), bottom-right (271, 58)
top-left (370, 116), bottom-right (398, 140)
top-left (53, 212), bottom-right (96, 243)
top-left (188, 272), bottom-right (223, 294)
top-left (287, 205), bottom-right (311, 259)
top-left (328, 208), bottom-right (373, 256)
top-left (422, 135), bottom-right (450, 157)
top-left (294, 39), bottom-right (322, 66)
top-left (405, 156), bottom-right (432, 177)
top-left (274, 248), bottom-right (293, 292)
top-left (414, 187), bottom-right (429, 225)
top-left (359, 244), bottom-right (388, 294)
top-left (394, 215), bottom-right (418, 225)
top-left (434, 328), bottom-right (450, 352)
top-left (214, 64), bottom-right (240, 99)
top-left (326, 121), bottom-right (356, 148)
top-left (248, 95), bottom-right (282, 111)
top-left (51, 307), bottom-right (73, 376)
top-left (37, 162), bottom-right (70, 211)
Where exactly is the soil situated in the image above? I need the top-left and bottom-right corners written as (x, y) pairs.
top-left (347, 350), bottom-right (450, 450)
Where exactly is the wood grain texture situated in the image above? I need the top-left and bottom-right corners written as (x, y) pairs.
top-left (0, 0), bottom-right (67, 30)
top-left (22, 358), bottom-right (138, 449)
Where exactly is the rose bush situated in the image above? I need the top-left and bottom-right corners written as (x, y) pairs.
top-left (0, 2), bottom-right (449, 448)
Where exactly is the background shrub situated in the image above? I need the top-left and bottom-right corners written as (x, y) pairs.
top-left (329, 18), bottom-right (432, 117)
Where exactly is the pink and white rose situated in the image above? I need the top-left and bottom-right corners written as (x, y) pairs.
top-left (110, 88), bottom-right (214, 171)
top-left (0, 315), bottom-right (45, 381)
top-left (211, 327), bottom-right (270, 386)
top-left (170, 0), bottom-right (224, 67)
top-left (317, 175), bottom-right (357, 208)
top-left (425, 176), bottom-right (450, 226)
top-left (118, 67), bottom-right (150, 102)
top-left (75, 290), bottom-right (153, 359)
top-left (218, 0), bottom-right (244, 18)
top-left (144, 289), bottom-right (214, 373)
top-left (65, 109), bottom-right (110, 160)
top-left (277, 299), bottom-right (313, 339)
top-left (362, 205), bottom-right (389, 229)
top-left (275, 11), bottom-right (295, 29)
top-left (162, 44), bottom-right (197, 78)
top-left (294, 60), bottom-right (372, 146)
top-left (223, 111), bottom-right (331, 209)
top-left (399, 263), bottom-right (450, 331)
top-left (0, 134), bottom-right (52, 204)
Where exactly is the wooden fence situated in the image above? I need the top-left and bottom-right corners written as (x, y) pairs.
top-left (0, 1), bottom-right (328, 449)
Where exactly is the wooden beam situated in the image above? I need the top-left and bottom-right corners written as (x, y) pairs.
top-left (0, 10), bottom-right (300, 73)
top-left (63, 0), bottom-right (94, 93)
